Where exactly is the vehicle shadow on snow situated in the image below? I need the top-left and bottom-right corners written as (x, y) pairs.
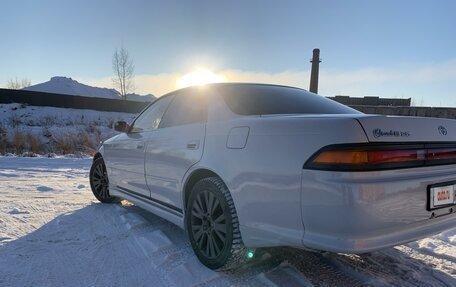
top-left (0, 202), bottom-right (454, 287)
top-left (323, 248), bottom-right (456, 286)
top-left (0, 203), bottom-right (174, 287)
top-left (120, 203), bottom-right (456, 287)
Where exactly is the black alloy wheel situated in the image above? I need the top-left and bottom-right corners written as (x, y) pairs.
top-left (191, 187), bottom-right (227, 259)
top-left (186, 177), bottom-right (248, 270)
top-left (89, 157), bottom-right (119, 203)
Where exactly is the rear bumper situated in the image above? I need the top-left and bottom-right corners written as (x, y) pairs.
top-left (300, 164), bottom-right (456, 253)
top-left (302, 212), bottom-right (455, 253)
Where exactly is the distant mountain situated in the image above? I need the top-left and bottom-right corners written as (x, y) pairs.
top-left (23, 76), bottom-right (156, 102)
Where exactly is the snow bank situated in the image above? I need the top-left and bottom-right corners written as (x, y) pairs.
top-left (0, 103), bottom-right (136, 155)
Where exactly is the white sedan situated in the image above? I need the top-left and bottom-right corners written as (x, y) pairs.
top-left (90, 83), bottom-right (456, 270)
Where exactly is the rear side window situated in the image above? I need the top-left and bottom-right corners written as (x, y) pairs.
top-left (159, 91), bottom-right (207, 128)
top-left (220, 85), bottom-right (360, 115)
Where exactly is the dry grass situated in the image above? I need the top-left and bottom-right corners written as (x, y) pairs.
top-left (11, 130), bottom-right (26, 154)
top-left (26, 133), bottom-right (42, 154)
top-left (51, 131), bottom-right (98, 155)
top-left (53, 133), bottom-right (75, 155)
top-left (0, 127), bottom-right (110, 156)
top-left (79, 132), bottom-right (97, 154)
top-left (0, 127), bottom-right (7, 154)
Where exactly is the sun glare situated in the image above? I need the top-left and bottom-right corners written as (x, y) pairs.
top-left (176, 69), bottom-right (226, 89)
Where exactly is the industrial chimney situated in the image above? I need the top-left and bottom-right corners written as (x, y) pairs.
top-left (309, 48), bottom-right (321, 94)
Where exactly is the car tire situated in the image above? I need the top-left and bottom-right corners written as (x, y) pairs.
top-left (186, 177), bottom-right (249, 270)
top-left (89, 157), bottom-right (120, 204)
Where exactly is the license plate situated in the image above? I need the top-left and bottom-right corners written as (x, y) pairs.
top-left (429, 184), bottom-right (455, 209)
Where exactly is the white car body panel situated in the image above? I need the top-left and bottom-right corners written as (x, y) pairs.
top-left (104, 133), bottom-right (150, 197)
top-left (144, 122), bottom-right (205, 211)
top-left (358, 115), bottom-right (456, 142)
top-left (301, 165), bottom-right (456, 252)
top-left (97, 83), bottom-right (456, 253)
top-left (198, 105), bottom-right (370, 247)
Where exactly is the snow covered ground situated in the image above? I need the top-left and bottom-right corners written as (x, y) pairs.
top-left (0, 103), bottom-right (136, 155)
top-left (0, 156), bottom-right (455, 287)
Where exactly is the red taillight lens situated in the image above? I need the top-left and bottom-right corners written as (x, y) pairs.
top-left (426, 148), bottom-right (456, 161)
top-left (367, 149), bottom-right (426, 164)
top-left (306, 145), bottom-right (456, 171)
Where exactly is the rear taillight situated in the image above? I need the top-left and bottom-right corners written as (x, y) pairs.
top-left (305, 144), bottom-right (456, 171)
top-left (426, 148), bottom-right (456, 161)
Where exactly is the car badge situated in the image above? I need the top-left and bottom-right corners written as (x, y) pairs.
top-left (438, 125), bottom-right (448, 136)
top-left (373, 128), bottom-right (410, 138)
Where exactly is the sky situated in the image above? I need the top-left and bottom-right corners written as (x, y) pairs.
top-left (1, 0), bottom-right (455, 106)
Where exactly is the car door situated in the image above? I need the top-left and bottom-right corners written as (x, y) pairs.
top-left (104, 95), bottom-right (174, 198)
top-left (144, 90), bottom-right (207, 212)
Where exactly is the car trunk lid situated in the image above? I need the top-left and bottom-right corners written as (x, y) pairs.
top-left (356, 115), bottom-right (456, 142)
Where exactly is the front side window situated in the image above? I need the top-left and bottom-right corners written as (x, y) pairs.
top-left (130, 95), bottom-right (174, 133)
top-left (159, 91), bottom-right (207, 128)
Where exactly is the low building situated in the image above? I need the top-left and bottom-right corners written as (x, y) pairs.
top-left (328, 96), bottom-right (411, 107)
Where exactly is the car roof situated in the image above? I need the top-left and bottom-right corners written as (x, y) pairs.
top-left (160, 82), bottom-right (308, 98)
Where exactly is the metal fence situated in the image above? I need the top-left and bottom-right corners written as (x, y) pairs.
top-left (0, 88), bottom-right (150, 114)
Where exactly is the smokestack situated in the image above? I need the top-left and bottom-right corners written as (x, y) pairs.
top-left (309, 48), bottom-right (321, 94)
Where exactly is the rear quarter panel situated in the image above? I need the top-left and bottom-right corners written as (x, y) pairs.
top-left (196, 114), bottom-right (368, 247)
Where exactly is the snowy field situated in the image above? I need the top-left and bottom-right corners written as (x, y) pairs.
top-left (0, 103), bottom-right (136, 155)
top-left (0, 156), bottom-right (455, 287)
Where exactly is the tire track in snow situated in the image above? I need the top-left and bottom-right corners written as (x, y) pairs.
top-left (119, 204), bottom-right (362, 287)
top-left (264, 248), bottom-right (365, 287)
top-left (327, 248), bottom-right (455, 287)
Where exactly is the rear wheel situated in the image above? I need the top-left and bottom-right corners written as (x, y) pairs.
top-left (89, 157), bottom-right (120, 203)
top-left (186, 177), bottom-right (249, 270)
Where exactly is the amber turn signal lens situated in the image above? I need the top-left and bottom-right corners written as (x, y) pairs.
top-left (313, 151), bottom-right (369, 165)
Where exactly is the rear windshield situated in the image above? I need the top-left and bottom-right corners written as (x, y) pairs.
top-left (220, 85), bottom-right (360, 115)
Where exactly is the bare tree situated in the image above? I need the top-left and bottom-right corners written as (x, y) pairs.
top-left (112, 46), bottom-right (134, 100)
top-left (7, 77), bottom-right (31, 89)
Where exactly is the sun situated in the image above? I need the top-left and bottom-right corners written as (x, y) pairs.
top-left (176, 69), bottom-right (226, 89)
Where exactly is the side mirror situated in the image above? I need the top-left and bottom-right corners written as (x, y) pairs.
top-left (114, 121), bottom-right (129, 133)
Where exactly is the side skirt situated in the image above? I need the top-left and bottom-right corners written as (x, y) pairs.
top-left (111, 185), bottom-right (185, 229)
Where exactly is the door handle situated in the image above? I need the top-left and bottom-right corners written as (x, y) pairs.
top-left (137, 143), bottom-right (144, 149)
top-left (186, 140), bottom-right (200, 150)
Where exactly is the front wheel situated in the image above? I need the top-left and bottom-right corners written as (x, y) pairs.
top-left (186, 177), bottom-right (249, 270)
top-left (89, 157), bottom-right (120, 203)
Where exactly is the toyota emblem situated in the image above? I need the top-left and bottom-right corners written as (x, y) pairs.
top-left (438, 126), bottom-right (448, 135)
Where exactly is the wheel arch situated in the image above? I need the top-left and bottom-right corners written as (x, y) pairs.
top-left (93, 152), bottom-right (103, 162)
top-left (183, 168), bottom-right (226, 211)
